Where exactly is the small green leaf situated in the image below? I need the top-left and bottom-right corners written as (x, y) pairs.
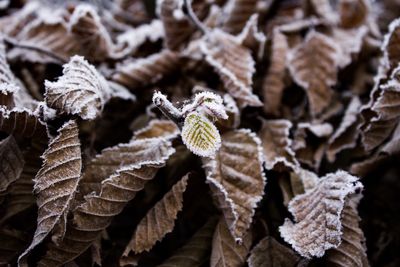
top-left (181, 112), bottom-right (221, 157)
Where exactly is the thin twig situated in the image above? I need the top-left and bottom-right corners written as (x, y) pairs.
top-left (183, 0), bottom-right (209, 35)
top-left (2, 36), bottom-right (67, 64)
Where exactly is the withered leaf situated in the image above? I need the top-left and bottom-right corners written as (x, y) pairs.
top-left (221, 0), bottom-right (258, 34)
top-left (247, 236), bottom-right (303, 267)
top-left (111, 50), bottom-right (180, 89)
top-left (68, 4), bottom-right (114, 61)
top-left (0, 227), bottom-right (29, 265)
top-left (200, 30), bottom-right (262, 107)
top-left (0, 136), bottom-right (24, 195)
top-left (0, 40), bottom-right (19, 108)
top-left (383, 18), bottom-right (400, 70)
top-left (133, 119), bottom-right (180, 141)
top-left (210, 218), bottom-right (252, 267)
top-left (18, 120), bottom-right (82, 266)
top-left (259, 119), bottom-right (298, 171)
top-left (339, 0), bottom-right (370, 28)
top-left (204, 129), bottom-right (266, 242)
top-left (236, 14), bottom-right (266, 59)
top-left (326, 196), bottom-right (369, 267)
top-left (121, 174), bottom-right (189, 264)
top-left (38, 138), bottom-right (175, 266)
top-left (305, 0), bottom-right (338, 24)
top-left (157, 218), bottom-right (218, 267)
top-left (262, 29), bottom-right (288, 115)
top-left (287, 31), bottom-right (340, 115)
top-left (45, 56), bottom-right (110, 120)
top-left (280, 171), bottom-right (363, 258)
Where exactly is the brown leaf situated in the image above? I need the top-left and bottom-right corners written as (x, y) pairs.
top-left (0, 136), bottom-right (24, 194)
top-left (18, 120), bottom-right (82, 266)
top-left (210, 218), bottom-right (252, 267)
top-left (326, 196), bottom-right (369, 267)
top-left (111, 50), bottom-right (180, 89)
top-left (247, 236), bottom-right (304, 267)
top-left (304, 0), bottom-right (338, 24)
top-left (45, 56), bottom-right (110, 120)
top-left (262, 29), bottom-right (288, 115)
top-left (0, 227), bottom-right (29, 265)
top-left (204, 129), bottom-right (266, 242)
top-left (159, 0), bottom-right (209, 51)
top-left (280, 171), bottom-right (363, 258)
top-left (327, 97), bottom-right (362, 162)
top-left (235, 14), bottom-right (266, 59)
top-left (133, 119), bottom-right (180, 141)
top-left (221, 0), bottom-right (258, 34)
top-left (287, 31), bottom-right (340, 115)
top-left (121, 174), bottom-right (189, 265)
top-left (0, 39), bottom-right (19, 108)
top-left (259, 119), bottom-right (297, 171)
top-left (339, 0), bottom-right (370, 28)
top-left (68, 4), bottom-right (114, 61)
top-left (382, 18), bottom-right (400, 70)
top-left (157, 218), bottom-right (218, 267)
top-left (200, 30), bottom-right (262, 107)
top-left (37, 138), bottom-right (175, 266)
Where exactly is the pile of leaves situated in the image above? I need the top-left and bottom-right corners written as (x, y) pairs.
top-left (0, 0), bottom-right (399, 266)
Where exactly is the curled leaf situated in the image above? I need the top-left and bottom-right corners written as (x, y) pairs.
top-left (287, 31), bottom-right (340, 115)
top-left (45, 56), bottom-right (109, 120)
top-left (121, 174), bottom-right (189, 264)
top-left (279, 171), bottom-right (363, 258)
top-left (204, 129), bottom-right (266, 242)
top-left (181, 112), bottom-right (221, 157)
top-left (19, 120), bottom-right (82, 266)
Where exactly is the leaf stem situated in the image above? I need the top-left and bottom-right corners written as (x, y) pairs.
top-left (152, 91), bottom-right (184, 127)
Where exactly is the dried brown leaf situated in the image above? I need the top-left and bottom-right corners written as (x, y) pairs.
top-left (305, 0), bottom-right (338, 24)
top-left (247, 236), bottom-right (303, 267)
top-left (339, 0), bottom-right (370, 28)
top-left (201, 30), bottom-right (262, 107)
top-left (326, 196), bottom-right (369, 267)
top-left (262, 29), bottom-right (288, 115)
top-left (133, 119), bottom-right (180, 141)
top-left (18, 120), bottom-right (82, 266)
top-left (280, 171), bottom-right (363, 258)
top-left (204, 129), bottom-right (266, 242)
top-left (38, 138), bottom-right (175, 266)
top-left (287, 31), bottom-right (340, 115)
top-left (221, 0), bottom-right (258, 34)
top-left (210, 218), bottom-right (252, 267)
top-left (111, 50), bottom-right (180, 89)
top-left (0, 40), bottom-right (19, 108)
top-left (121, 174), bottom-right (189, 264)
top-left (327, 97), bottom-right (362, 162)
top-left (0, 136), bottom-right (24, 194)
top-left (45, 56), bottom-right (110, 120)
top-left (382, 18), bottom-right (400, 70)
top-left (157, 218), bottom-right (218, 267)
top-left (0, 227), bottom-right (29, 265)
top-left (235, 14), bottom-right (266, 59)
top-left (259, 119), bottom-right (298, 171)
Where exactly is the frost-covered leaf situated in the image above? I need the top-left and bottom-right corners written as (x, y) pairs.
top-left (247, 236), bottom-right (304, 267)
top-left (121, 174), bottom-right (189, 264)
top-left (181, 112), bottom-right (221, 157)
top-left (262, 29), bottom-right (288, 115)
top-left (327, 97), bottom-right (362, 162)
top-left (221, 0), bottom-right (258, 34)
top-left (0, 136), bottom-right (24, 195)
top-left (159, 0), bottom-right (209, 51)
top-left (204, 129), bottom-right (266, 242)
top-left (112, 50), bottom-right (180, 89)
top-left (210, 218), bottom-right (252, 267)
top-left (305, 0), bottom-right (338, 24)
top-left (0, 40), bottom-right (19, 108)
top-left (200, 30), bottom-right (262, 107)
top-left (217, 94), bottom-right (240, 130)
top-left (157, 218), bottom-right (218, 267)
top-left (235, 14), bottom-right (266, 59)
top-left (382, 18), bottom-right (400, 70)
top-left (361, 66), bottom-right (400, 151)
top-left (38, 138), bottom-right (175, 266)
top-left (279, 171), bottom-right (363, 258)
top-left (68, 4), bottom-right (114, 61)
top-left (181, 91), bottom-right (228, 120)
top-left (45, 56), bottom-right (110, 120)
top-left (18, 120), bottom-right (82, 266)
top-left (287, 31), bottom-right (340, 115)
top-left (133, 119), bottom-right (180, 141)
top-left (326, 196), bottom-right (369, 267)
top-left (259, 119), bottom-right (298, 171)
top-left (339, 0), bottom-right (370, 28)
